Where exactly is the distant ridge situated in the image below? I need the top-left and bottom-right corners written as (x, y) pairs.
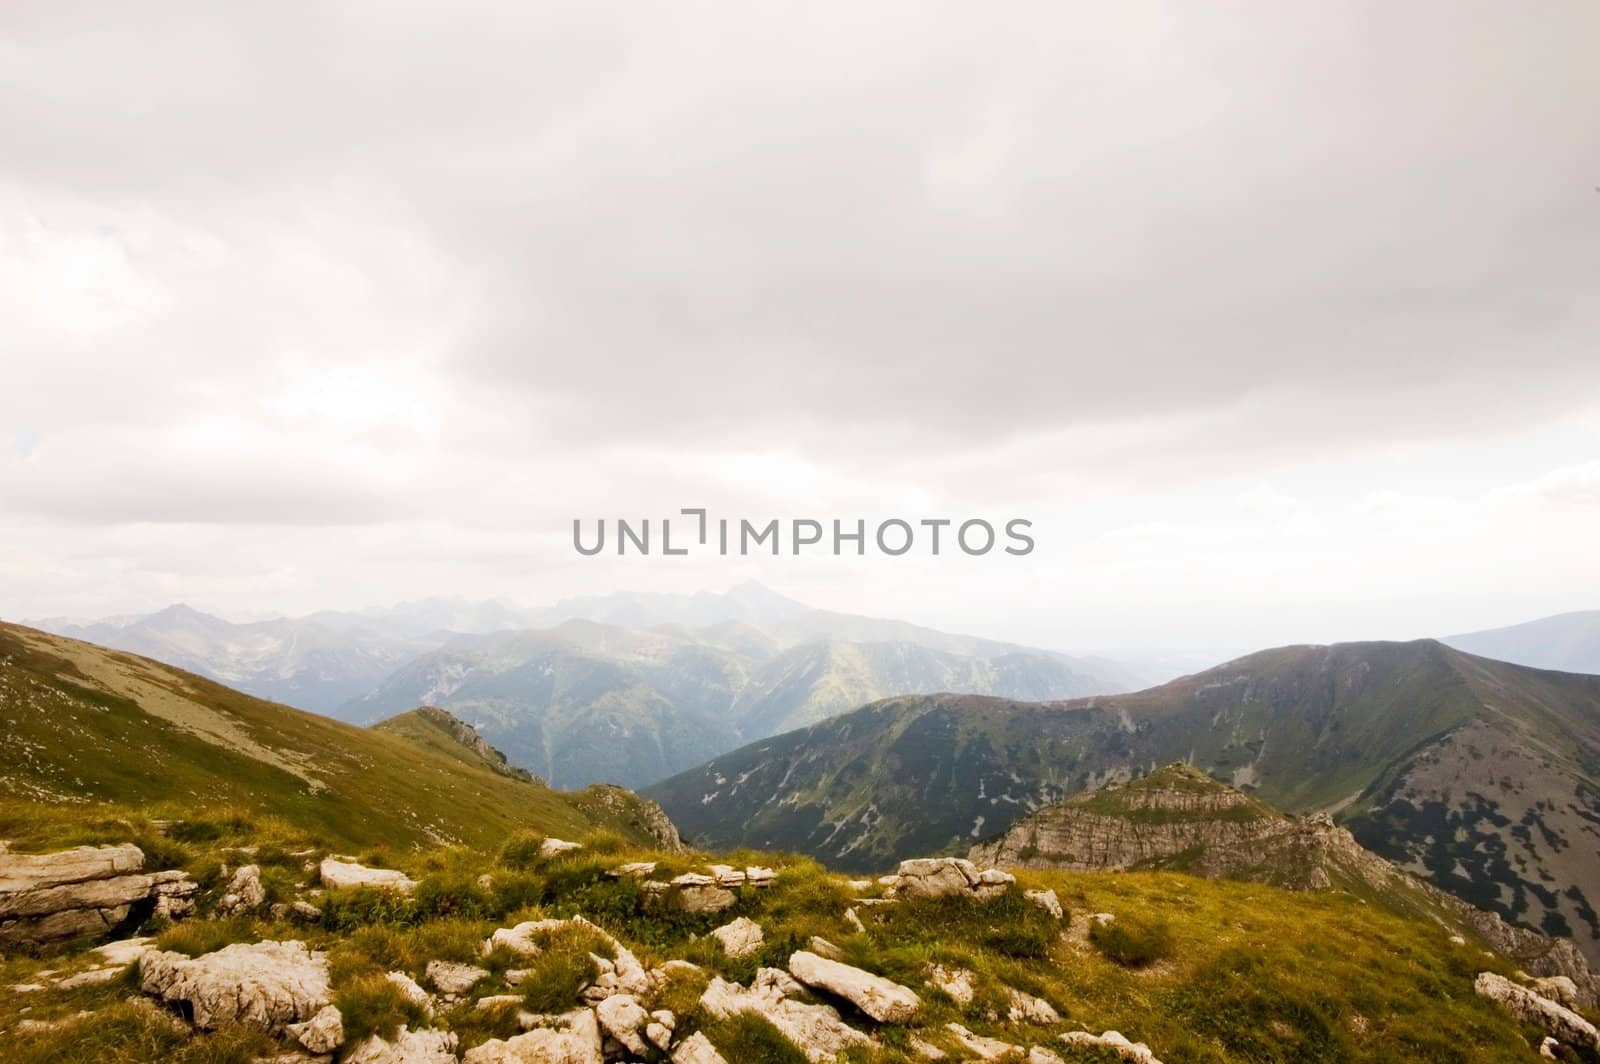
top-left (1443, 609), bottom-right (1600, 676)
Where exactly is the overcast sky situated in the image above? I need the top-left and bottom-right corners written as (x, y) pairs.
top-left (3, 1), bottom-right (1598, 655)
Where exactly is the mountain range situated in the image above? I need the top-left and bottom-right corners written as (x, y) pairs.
top-left (1444, 609), bottom-right (1600, 676)
top-left (647, 638), bottom-right (1600, 965)
top-left (24, 584), bottom-right (1146, 790)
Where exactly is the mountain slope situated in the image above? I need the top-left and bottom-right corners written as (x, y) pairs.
top-left (37, 604), bottom-right (437, 716)
top-left (647, 639), bottom-right (1600, 964)
top-left (969, 763), bottom-right (1597, 997)
top-left (0, 622), bottom-right (668, 851)
top-left (1444, 609), bottom-right (1600, 676)
top-left (370, 705), bottom-right (536, 782)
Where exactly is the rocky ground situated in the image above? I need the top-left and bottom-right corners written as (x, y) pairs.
top-left (2, 817), bottom-right (1598, 1063)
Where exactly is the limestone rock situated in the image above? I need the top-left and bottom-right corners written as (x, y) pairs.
top-left (539, 838), bottom-right (583, 859)
top-left (745, 866), bottom-right (778, 888)
top-left (290, 901), bottom-right (323, 923)
top-left (217, 865), bottom-right (267, 917)
top-left (668, 873), bottom-right (736, 913)
top-left (926, 964), bottom-right (976, 1006)
top-left (755, 967), bottom-right (804, 999)
top-left (0, 842), bottom-right (144, 892)
top-left (0, 843), bottom-right (197, 946)
top-left (788, 950), bottom-right (920, 1023)
top-left (709, 864), bottom-right (747, 887)
top-left (1474, 972), bottom-right (1599, 1051)
top-left (425, 959), bottom-right (488, 997)
top-left (475, 995), bottom-right (523, 1010)
top-left (945, 1023), bottom-right (1018, 1059)
top-left (1530, 975), bottom-right (1582, 1009)
top-left (606, 862), bottom-right (657, 878)
top-left (894, 858), bottom-right (979, 899)
top-left (1060, 1030), bottom-right (1164, 1064)
top-left (886, 858), bottom-right (1014, 902)
top-left (710, 916), bottom-right (763, 958)
top-left (700, 975), bottom-right (874, 1062)
top-left (1028, 1048), bottom-right (1066, 1064)
top-left (318, 859), bottom-right (416, 893)
top-left (1006, 987), bottom-right (1061, 1025)
top-left (488, 916), bottom-right (648, 997)
top-left (672, 1031), bottom-right (728, 1064)
top-left (595, 993), bottom-right (651, 1055)
top-left (808, 936), bottom-right (843, 960)
top-left (344, 1025), bottom-right (459, 1063)
top-left (139, 940), bottom-right (331, 1032)
top-left (287, 1004), bottom-right (344, 1054)
top-left (385, 971), bottom-right (434, 1016)
top-left (463, 1008), bottom-right (601, 1063)
top-left (1025, 888), bottom-right (1064, 919)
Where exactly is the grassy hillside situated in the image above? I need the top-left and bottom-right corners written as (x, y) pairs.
top-left (2, 816), bottom-right (1585, 1063)
top-left (0, 623), bottom-right (663, 852)
top-left (647, 640), bottom-right (1600, 964)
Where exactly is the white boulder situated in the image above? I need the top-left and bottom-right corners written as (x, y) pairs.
top-left (710, 916), bottom-right (764, 958)
top-left (788, 950), bottom-right (920, 1023)
top-left (139, 940), bottom-right (331, 1032)
top-left (318, 858), bottom-right (417, 893)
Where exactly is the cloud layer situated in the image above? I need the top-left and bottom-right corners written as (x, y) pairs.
top-left (3, 1), bottom-right (1598, 652)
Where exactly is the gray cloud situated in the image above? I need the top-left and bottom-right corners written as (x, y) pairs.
top-left (2, 1), bottom-right (1598, 644)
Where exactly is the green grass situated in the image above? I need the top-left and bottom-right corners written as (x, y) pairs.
top-left (1088, 912), bottom-right (1175, 967)
top-left (0, 623), bottom-right (664, 854)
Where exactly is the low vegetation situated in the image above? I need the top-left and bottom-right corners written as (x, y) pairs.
top-left (3, 801), bottom-right (1592, 1064)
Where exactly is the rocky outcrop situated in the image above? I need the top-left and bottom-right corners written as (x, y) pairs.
top-left (540, 837), bottom-right (584, 858)
top-left (971, 764), bottom-right (1600, 1006)
top-left (426, 959), bottom-right (488, 997)
top-left (1025, 888), bottom-right (1063, 919)
top-left (345, 1025), bottom-right (460, 1063)
top-left (883, 858), bottom-right (1014, 901)
top-left (215, 864), bottom-right (266, 917)
top-left (968, 766), bottom-right (1299, 876)
top-left (488, 915), bottom-right (649, 1000)
top-left (0, 843), bottom-right (197, 946)
top-left (926, 963), bottom-right (976, 1005)
top-left (139, 939), bottom-right (331, 1033)
top-left (667, 873), bottom-right (735, 912)
top-left (319, 857), bottom-right (417, 892)
top-left (573, 784), bottom-right (685, 852)
top-left (286, 1004), bottom-right (344, 1054)
top-left (594, 993), bottom-right (650, 1056)
top-left (788, 950), bottom-right (920, 1023)
top-left (699, 974), bottom-right (873, 1062)
top-left (463, 1009), bottom-right (601, 1063)
top-left (1474, 972), bottom-right (1599, 1053)
top-left (413, 706), bottom-right (536, 782)
top-left (1060, 1030), bottom-right (1165, 1063)
top-left (710, 916), bottom-right (763, 957)
top-left (672, 1031), bottom-right (728, 1064)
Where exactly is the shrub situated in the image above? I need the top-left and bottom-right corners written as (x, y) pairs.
top-left (701, 1013), bottom-right (809, 1064)
top-left (321, 887), bottom-right (419, 931)
top-left (490, 872), bottom-right (544, 916)
top-left (498, 831), bottom-right (546, 870)
top-left (334, 973), bottom-right (430, 1043)
top-left (154, 916), bottom-right (258, 957)
top-left (414, 874), bottom-right (492, 921)
top-left (504, 923), bottom-right (614, 1012)
top-left (1089, 914), bottom-right (1174, 968)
